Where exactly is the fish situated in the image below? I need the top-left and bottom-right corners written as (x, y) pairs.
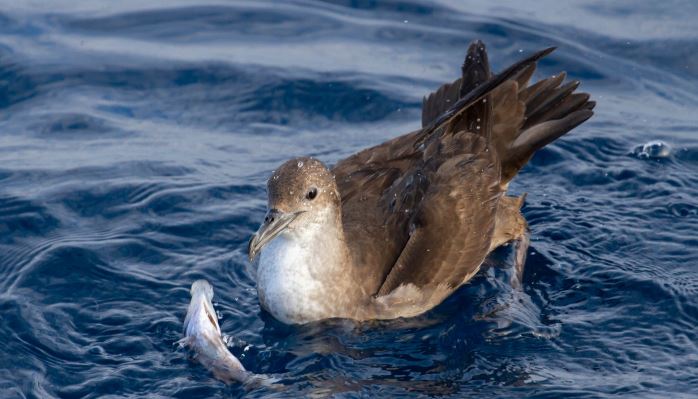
top-left (181, 279), bottom-right (250, 384)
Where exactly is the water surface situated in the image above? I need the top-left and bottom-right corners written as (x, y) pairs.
top-left (1, 1), bottom-right (697, 397)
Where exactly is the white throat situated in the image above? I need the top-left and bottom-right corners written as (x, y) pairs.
top-left (255, 209), bottom-right (357, 324)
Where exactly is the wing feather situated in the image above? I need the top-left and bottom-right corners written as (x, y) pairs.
top-left (332, 41), bottom-right (593, 301)
top-left (377, 132), bottom-right (500, 296)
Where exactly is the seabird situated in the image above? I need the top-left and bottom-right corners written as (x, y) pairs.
top-left (248, 41), bottom-right (595, 324)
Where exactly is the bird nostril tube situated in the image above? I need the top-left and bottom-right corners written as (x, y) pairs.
top-left (265, 209), bottom-right (279, 224)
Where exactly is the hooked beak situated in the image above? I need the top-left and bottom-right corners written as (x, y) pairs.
top-left (248, 209), bottom-right (303, 261)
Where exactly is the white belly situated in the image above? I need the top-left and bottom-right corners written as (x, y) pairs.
top-left (256, 234), bottom-right (334, 324)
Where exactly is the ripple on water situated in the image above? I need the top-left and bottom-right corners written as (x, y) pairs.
top-left (1, 0), bottom-right (698, 397)
top-left (0, 195), bottom-right (60, 242)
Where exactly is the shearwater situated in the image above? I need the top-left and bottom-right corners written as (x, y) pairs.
top-left (247, 41), bottom-right (594, 325)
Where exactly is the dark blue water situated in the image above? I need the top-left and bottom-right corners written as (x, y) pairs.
top-left (1, 1), bottom-right (697, 397)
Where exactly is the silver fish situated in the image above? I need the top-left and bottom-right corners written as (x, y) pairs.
top-left (182, 279), bottom-right (250, 384)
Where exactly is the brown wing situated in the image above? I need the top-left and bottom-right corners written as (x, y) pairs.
top-left (373, 42), bottom-right (501, 296)
top-left (377, 132), bottom-right (501, 296)
top-left (332, 131), bottom-right (427, 295)
top-left (422, 78), bottom-right (461, 128)
top-left (422, 40), bottom-right (491, 127)
top-left (489, 68), bottom-right (595, 186)
top-left (333, 41), bottom-right (593, 298)
top-left (333, 41), bottom-right (500, 296)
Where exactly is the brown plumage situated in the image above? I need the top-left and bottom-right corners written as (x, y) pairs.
top-left (248, 41), bottom-right (594, 324)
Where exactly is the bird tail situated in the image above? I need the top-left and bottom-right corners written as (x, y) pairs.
top-left (421, 40), bottom-right (595, 186)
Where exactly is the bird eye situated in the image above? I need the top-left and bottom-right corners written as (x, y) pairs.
top-left (306, 187), bottom-right (318, 200)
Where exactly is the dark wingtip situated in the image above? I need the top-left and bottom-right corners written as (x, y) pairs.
top-left (468, 39), bottom-right (487, 50)
top-left (424, 44), bottom-right (562, 136)
top-left (541, 46), bottom-right (556, 57)
top-left (526, 46), bottom-right (556, 64)
top-left (464, 40), bottom-right (488, 63)
top-left (460, 39), bottom-right (492, 97)
top-left (571, 109), bottom-right (595, 128)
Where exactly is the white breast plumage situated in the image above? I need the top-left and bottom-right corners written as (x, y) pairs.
top-left (256, 226), bottom-right (334, 324)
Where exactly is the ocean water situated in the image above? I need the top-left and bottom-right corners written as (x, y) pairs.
top-left (1, 0), bottom-right (697, 397)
